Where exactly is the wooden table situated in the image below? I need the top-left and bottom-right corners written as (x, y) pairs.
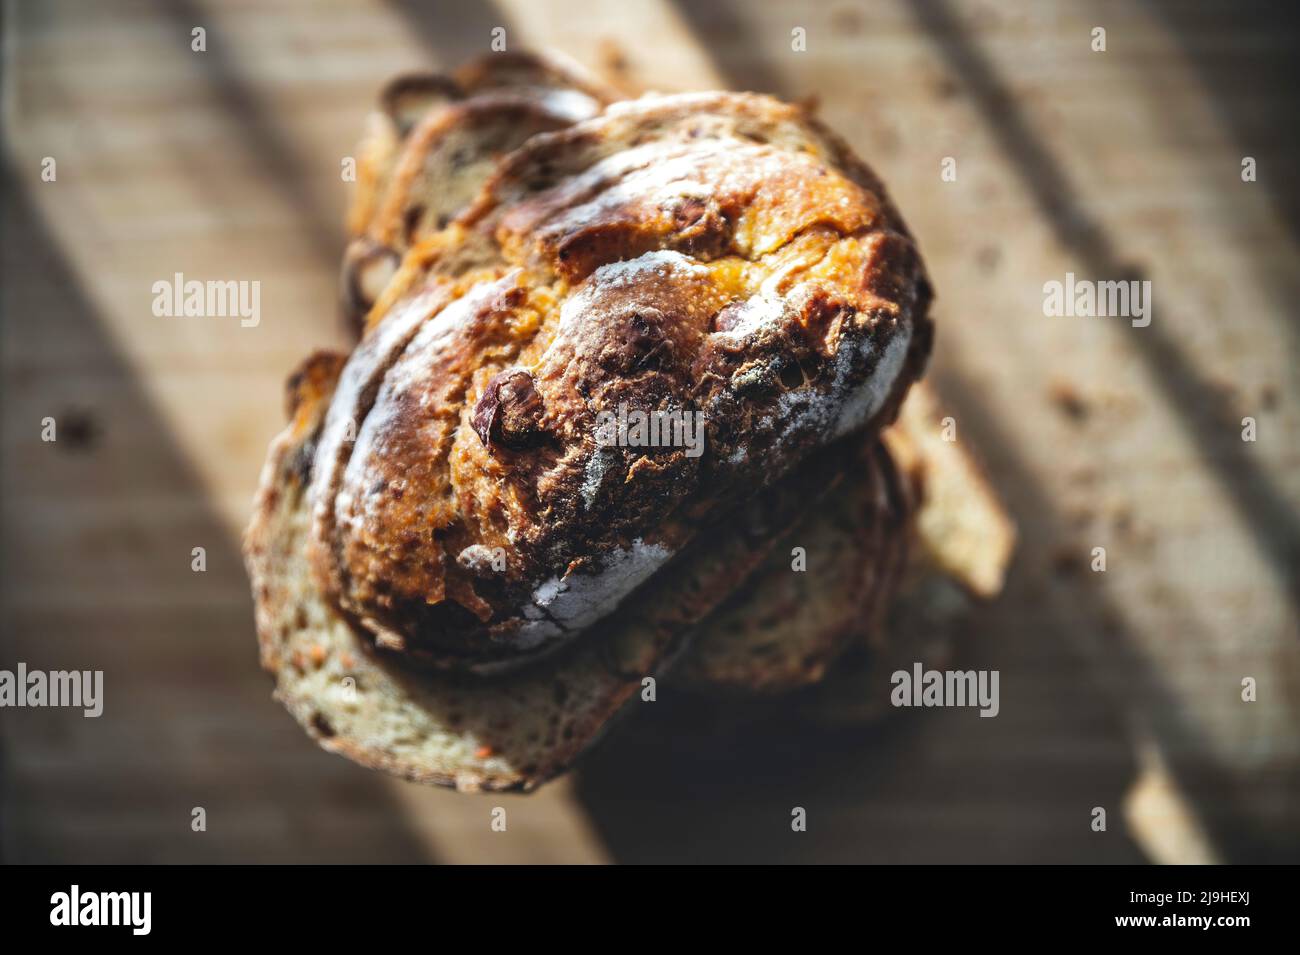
top-left (3, 0), bottom-right (1297, 863)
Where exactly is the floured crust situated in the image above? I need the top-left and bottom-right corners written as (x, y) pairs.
top-left (313, 91), bottom-right (933, 669)
top-left (247, 353), bottom-right (859, 791)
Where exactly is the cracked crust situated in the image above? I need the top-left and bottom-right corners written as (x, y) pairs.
top-left (311, 91), bottom-right (933, 670)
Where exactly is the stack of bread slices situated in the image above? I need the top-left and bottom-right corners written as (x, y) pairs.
top-left (244, 53), bottom-right (1015, 792)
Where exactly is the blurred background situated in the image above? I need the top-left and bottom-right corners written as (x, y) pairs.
top-left (2, 0), bottom-right (1298, 863)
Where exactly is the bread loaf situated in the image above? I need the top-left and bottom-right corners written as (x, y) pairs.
top-left (247, 351), bottom-right (864, 790)
top-left (243, 62), bottom-right (1018, 792)
top-left (310, 90), bottom-right (933, 671)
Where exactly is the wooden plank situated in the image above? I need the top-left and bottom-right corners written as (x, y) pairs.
top-left (2, 0), bottom-right (1297, 863)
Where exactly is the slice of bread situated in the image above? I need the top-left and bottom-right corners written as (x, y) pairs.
top-left (246, 353), bottom-right (852, 792)
top-left (343, 53), bottom-right (614, 332)
top-left (792, 572), bottom-right (972, 727)
top-left (672, 439), bottom-right (910, 694)
top-left (672, 381), bottom-right (1015, 699)
top-left (347, 52), bottom-right (613, 240)
top-left (883, 381), bottom-right (1016, 600)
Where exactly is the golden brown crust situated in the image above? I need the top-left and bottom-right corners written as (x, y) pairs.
top-left (311, 91), bottom-right (933, 669)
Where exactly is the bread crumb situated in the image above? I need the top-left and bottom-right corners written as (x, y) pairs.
top-left (597, 38), bottom-right (629, 80)
top-left (1049, 379), bottom-right (1088, 423)
top-left (1050, 548), bottom-right (1078, 577)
